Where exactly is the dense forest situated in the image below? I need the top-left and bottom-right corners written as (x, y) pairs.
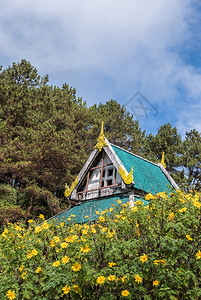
top-left (0, 60), bottom-right (201, 225)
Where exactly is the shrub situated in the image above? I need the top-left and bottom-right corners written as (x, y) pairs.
top-left (1, 190), bottom-right (201, 299)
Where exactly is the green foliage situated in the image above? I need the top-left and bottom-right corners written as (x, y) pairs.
top-left (90, 100), bottom-right (145, 154)
top-left (182, 129), bottom-right (201, 191)
top-left (0, 61), bottom-right (146, 222)
top-left (144, 123), bottom-right (182, 170)
top-left (1, 59), bottom-right (201, 224)
top-left (1, 191), bottom-right (201, 299)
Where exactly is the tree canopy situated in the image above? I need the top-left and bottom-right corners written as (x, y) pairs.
top-left (0, 60), bottom-right (201, 224)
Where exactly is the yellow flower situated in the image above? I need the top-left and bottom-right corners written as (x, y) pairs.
top-left (65, 235), bottom-right (78, 243)
top-left (71, 262), bottom-right (81, 272)
top-left (80, 245), bottom-right (91, 253)
top-left (60, 222), bottom-right (64, 227)
top-left (28, 219), bottom-right (33, 224)
top-left (36, 267), bottom-right (42, 273)
top-left (121, 216), bottom-right (126, 221)
top-left (153, 280), bottom-right (160, 286)
top-left (115, 214), bottom-right (121, 219)
top-left (6, 290), bottom-right (16, 300)
top-left (186, 235), bottom-right (193, 241)
top-left (35, 226), bottom-right (42, 234)
top-left (95, 211), bottom-right (100, 215)
top-left (168, 212), bottom-right (175, 220)
top-left (31, 249), bottom-right (38, 256)
top-left (101, 227), bottom-right (108, 233)
top-left (15, 224), bottom-right (22, 231)
top-left (53, 236), bottom-right (60, 243)
top-left (62, 285), bottom-right (70, 294)
top-left (140, 254), bottom-right (148, 263)
top-left (154, 259), bottom-right (166, 265)
top-left (135, 274), bottom-right (142, 283)
top-left (108, 275), bottom-right (116, 281)
top-left (121, 275), bottom-right (128, 283)
top-left (108, 262), bottom-right (116, 267)
top-left (160, 259), bottom-right (166, 265)
top-left (73, 285), bottom-right (80, 293)
top-left (121, 290), bottom-right (130, 297)
top-left (91, 228), bottom-right (97, 234)
top-left (97, 276), bottom-right (105, 285)
top-left (107, 229), bottom-right (115, 238)
top-left (1, 228), bottom-right (9, 238)
top-left (50, 240), bottom-right (55, 247)
top-left (53, 261), bottom-right (60, 267)
top-left (21, 271), bottom-right (27, 279)
top-left (135, 200), bottom-right (143, 205)
top-left (132, 206), bottom-right (138, 212)
top-left (61, 242), bottom-right (68, 248)
top-left (193, 201), bottom-right (201, 208)
top-left (82, 229), bottom-right (88, 235)
top-left (62, 255), bottom-right (70, 264)
top-left (42, 221), bottom-right (49, 230)
top-left (145, 193), bottom-right (155, 201)
top-left (179, 207), bottom-right (187, 213)
top-left (19, 265), bottom-right (24, 272)
top-left (117, 200), bottom-right (122, 204)
top-left (99, 216), bottom-right (105, 222)
top-left (156, 192), bottom-right (167, 199)
top-left (27, 251), bottom-right (33, 259)
top-left (39, 214), bottom-right (45, 219)
top-left (81, 236), bottom-right (86, 242)
top-left (196, 250), bottom-right (201, 259)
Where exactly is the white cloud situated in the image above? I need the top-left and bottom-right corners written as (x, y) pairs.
top-left (0, 0), bottom-right (201, 133)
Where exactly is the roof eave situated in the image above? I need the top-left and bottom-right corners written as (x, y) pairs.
top-left (158, 163), bottom-right (180, 190)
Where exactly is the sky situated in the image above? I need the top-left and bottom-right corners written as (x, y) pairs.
top-left (1, 0), bottom-right (201, 136)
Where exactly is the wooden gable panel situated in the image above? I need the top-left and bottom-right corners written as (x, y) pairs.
top-left (76, 150), bottom-right (124, 201)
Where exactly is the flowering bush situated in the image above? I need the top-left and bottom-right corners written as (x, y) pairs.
top-left (1, 190), bottom-right (201, 299)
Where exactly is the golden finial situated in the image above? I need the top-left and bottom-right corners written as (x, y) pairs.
top-left (64, 176), bottom-right (78, 198)
top-left (119, 165), bottom-right (133, 185)
top-left (94, 121), bottom-right (108, 152)
top-left (161, 151), bottom-right (166, 168)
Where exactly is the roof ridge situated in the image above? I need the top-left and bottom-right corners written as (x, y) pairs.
top-left (110, 143), bottom-right (159, 167)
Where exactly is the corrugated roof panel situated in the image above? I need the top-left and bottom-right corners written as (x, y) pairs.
top-left (111, 145), bottom-right (172, 194)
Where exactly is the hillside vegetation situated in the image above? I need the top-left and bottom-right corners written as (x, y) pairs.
top-left (0, 60), bottom-right (201, 224)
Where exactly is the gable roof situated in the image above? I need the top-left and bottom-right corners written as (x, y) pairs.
top-left (66, 124), bottom-right (179, 200)
top-left (111, 144), bottom-right (177, 194)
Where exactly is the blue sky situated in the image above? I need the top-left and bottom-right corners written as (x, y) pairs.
top-left (1, 0), bottom-right (201, 136)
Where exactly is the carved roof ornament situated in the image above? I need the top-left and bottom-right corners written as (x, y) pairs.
top-left (64, 176), bottom-right (78, 198)
top-left (119, 165), bottom-right (133, 185)
top-left (94, 121), bottom-right (108, 152)
top-left (161, 151), bottom-right (166, 168)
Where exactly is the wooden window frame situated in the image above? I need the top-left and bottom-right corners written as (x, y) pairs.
top-left (77, 152), bottom-right (120, 194)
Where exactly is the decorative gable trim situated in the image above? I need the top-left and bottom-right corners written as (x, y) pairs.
top-left (104, 138), bottom-right (135, 187)
top-left (70, 148), bottom-right (99, 199)
top-left (69, 138), bottom-right (136, 200)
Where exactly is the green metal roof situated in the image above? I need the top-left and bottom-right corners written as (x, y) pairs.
top-left (49, 195), bottom-right (148, 224)
top-left (112, 144), bottom-right (172, 194)
top-left (50, 195), bottom-right (129, 224)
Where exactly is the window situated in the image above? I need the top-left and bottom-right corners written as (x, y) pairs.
top-left (77, 152), bottom-right (120, 194)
